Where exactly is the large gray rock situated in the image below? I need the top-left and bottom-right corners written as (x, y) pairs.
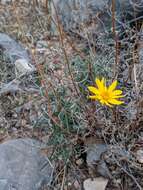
top-left (0, 138), bottom-right (54, 190)
top-left (86, 143), bottom-right (112, 178)
top-left (0, 33), bottom-right (30, 63)
top-left (0, 33), bottom-right (36, 94)
top-left (86, 143), bottom-right (108, 165)
top-left (51, 0), bottom-right (143, 37)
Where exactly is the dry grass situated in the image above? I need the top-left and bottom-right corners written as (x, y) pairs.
top-left (0, 1), bottom-right (143, 189)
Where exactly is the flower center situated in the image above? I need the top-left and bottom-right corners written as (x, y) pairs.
top-left (101, 91), bottom-right (109, 100)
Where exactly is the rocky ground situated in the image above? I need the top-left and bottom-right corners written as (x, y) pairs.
top-left (0, 1), bottom-right (143, 190)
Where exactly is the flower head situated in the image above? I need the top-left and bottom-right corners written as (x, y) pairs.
top-left (87, 78), bottom-right (124, 107)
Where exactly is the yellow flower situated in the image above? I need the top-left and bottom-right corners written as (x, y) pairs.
top-left (87, 78), bottom-right (124, 107)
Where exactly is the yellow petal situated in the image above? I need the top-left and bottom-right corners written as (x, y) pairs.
top-left (111, 90), bottom-right (123, 95)
top-left (104, 101), bottom-right (113, 107)
top-left (108, 80), bottom-right (117, 92)
top-left (108, 99), bottom-right (124, 105)
top-left (99, 99), bottom-right (105, 105)
top-left (95, 95), bottom-right (103, 101)
top-left (99, 99), bottom-right (112, 107)
top-left (88, 95), bottom-right (97, 100)
top-left (112, 95), bottom-right (125, 98)
top-left (101, 78), bottom-right (105, 84)
top-left (87, 86), bottom-right (99, 95)
top-left (95, 78), bottom-right (104, 91)
top-left (102, 78), bottom-right (107, 90)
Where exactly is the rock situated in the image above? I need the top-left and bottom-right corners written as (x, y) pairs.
top-left (0, 0), bottom-right (11, 4)
top-left (0, 138), bottom-right (54, 190)
top-left (15, 58), bottom-right (36, 76)
top-left (136, 149), bottom-right (143, 164)
top-left (86, 143), bottom-right (112, 178)
top-left (97, 160), bottom-right (112, 179)
top-left (83, 177), bottom-right (108, 190)
top-left (0, 33), bottom-right (30, 64)
top-left (51, 0), bottom-right (110, 37)
top-left (86, 144), bottom-right (112, 178)
top-left (51, 0), bottom-right (143, 38)
top-left (0, 33), bottom-right (36, 93)
top-left (0, 80), bottom-right (21, 95)
top-left (86, 143), bottom-right (108, 165)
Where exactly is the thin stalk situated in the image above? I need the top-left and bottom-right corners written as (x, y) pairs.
top-left (111, 0), bottom-right (119, 78)
top-left (52, 1), bottom-right (80, 96)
